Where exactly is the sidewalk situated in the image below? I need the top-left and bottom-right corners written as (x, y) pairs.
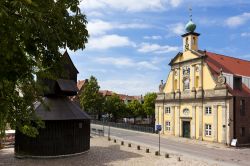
top-left (91, 124), bottom-right (231, 151)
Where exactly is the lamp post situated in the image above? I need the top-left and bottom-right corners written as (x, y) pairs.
top-left (108, 114), bottom-right (111, 139)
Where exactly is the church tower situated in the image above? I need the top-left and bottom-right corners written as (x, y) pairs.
top-left (182, 9), bottom-right (200, 52)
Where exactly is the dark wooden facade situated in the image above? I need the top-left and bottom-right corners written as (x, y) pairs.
top-left (15, 120), bottom-right (90, 156)
top-left (15, 51), bottom-right (90, 157)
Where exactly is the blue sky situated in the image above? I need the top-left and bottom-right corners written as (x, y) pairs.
top-left (67, 0), bottom-right (250, 95)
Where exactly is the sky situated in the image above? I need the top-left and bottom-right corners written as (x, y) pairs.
top-left (67, 0), bottom-right (250, 95)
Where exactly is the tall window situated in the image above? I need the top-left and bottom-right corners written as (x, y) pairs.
top-left (165, 107), bottom-right (171, 114)
top-left (192, 37), bottom-right (196, 45)
top-left (183, 78), bottom-right (190, 90)
top-left (234, 76), bottom-right (242, 90)
top-left (205, 107), bottom-right (212, 115)
top-left (165, 121), bottom-right (171, 131)
top-left (205, 124), bottom-right (212, 136)
top-left (240, 100), bottom-right (245, 116)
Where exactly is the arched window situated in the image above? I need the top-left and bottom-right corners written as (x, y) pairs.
top-left (192, 37), bottom-right (196, 45)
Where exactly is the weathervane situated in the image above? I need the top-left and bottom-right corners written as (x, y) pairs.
top-left (189, 7), bottom-right (192, 21)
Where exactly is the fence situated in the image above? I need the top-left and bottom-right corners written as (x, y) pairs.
top-left (91, 120), bottom-right (155, 133)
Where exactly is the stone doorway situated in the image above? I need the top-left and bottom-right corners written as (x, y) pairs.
top-left (182, 121), bottom-right (190, 138)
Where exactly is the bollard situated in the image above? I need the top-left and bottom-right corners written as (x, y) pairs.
top-left (177, 157), bottom-right (181, 161)
top-left (114, 139), bottom-right (116, 143)
top-left (146, 148), bottom-right (149, 153)
top-left (128, 143), bottom-right (131, 147)
top-left (121, 141), bottom-right (124, 145)
top-left (165, 153), bottom-right (169, 158)
top-left (155, 151), bottom-right (159, 156)
top-left (137, 145), bottom-right (140, 150)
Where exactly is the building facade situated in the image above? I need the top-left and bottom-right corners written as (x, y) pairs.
top-left (155, 20), bottom-right (250, 146)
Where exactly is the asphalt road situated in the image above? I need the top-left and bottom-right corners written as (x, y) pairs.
top-left (91, 124), bottom-right (250, 166)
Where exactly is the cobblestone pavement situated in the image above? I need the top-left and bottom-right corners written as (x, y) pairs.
top-left (0, 136), bottom-right (220, 166)
top-left (92, 124), bottom-right (250, 166)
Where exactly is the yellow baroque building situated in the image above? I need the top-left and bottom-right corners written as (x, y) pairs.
top-left (155, 20), bottom-right (250, 146)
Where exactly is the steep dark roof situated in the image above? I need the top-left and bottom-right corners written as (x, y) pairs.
top-left (35, 97), bottom-right (90, 120)
top-left (57, 79), bottom-right (78, 93)
top-left (62, 50), bottom-right (79, 74)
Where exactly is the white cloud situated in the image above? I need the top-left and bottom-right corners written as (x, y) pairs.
top-left (225, 12), bottom-right (250, 27)
top-left (87, 20), bottom-right (113, 36)
top-left (87, 19), bottom-right (150, 36)
top-left (138, 42), bottom-right (179, 54)
top-left (94, 56), bottom-right (160, 70)
top-left (167, 23), bottom-right (185, 36)
top-left (87, 35), bottom-right (135, 50)
top-left (87, 11), bottom-right (104, 17)
top-left (241, 32), bottom-right (250, 37)
top-left (170, 0), bottom-right (182, 7)
top-left (100, 79), bottom-right (158, 95)
top-left (144, 35), bottom-right (162, 40)
top-left (81, 0), bottom-right (181, 12)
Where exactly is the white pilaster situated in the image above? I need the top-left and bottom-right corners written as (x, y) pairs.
top-left (191, 65), bottom-right (196, 91)
top-left (175, 106), bottom-right (180, 136)
top-left (221, 105), bottom-right (227, 144)
top-left (191, 106), bottom-right (196, 139)
top-left (198, 106), bottom-right (203, 140)
top-left (213, 105), bottom-right (218, 142)
top-left (171, 106), bottom-right (175, 135)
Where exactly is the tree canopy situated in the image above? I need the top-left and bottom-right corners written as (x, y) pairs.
top-left (143, 93), bottom-right (157, 116)
top-left (127, 100), bottom-right (144, 119)
top-left (80, 76), bottom-right (104, 120)
top-left (103, 94), bottom-right (126, 122)
top-left (0, 0), bottom-right (88, 138)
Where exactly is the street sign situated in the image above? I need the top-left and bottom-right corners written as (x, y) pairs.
top-left (155, 124), bottom-right (162, 131)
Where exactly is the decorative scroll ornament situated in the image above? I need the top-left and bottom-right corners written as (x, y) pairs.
top-left (159, 80), bottom-right (165, 93)
top-left (216, 68), bottom-right (226, 88)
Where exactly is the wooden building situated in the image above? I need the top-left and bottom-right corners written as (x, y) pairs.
top-left (15, 51), bottom-right (90, 157)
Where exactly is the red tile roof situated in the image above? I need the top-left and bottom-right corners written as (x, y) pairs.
top-left (77, 79), bottom-right (88, 91)
top-left (205, 51), bottom-right (250, 77)
top-left (205, 51), bottom-right (250, 96)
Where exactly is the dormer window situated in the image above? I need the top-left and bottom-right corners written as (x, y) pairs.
top-left (233, 76), bottom-right (242, 90)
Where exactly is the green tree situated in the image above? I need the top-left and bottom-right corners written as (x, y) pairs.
top-left (0, 0), bottom-right (88, 140)
top-left (143, 93), bottom-right (157, 124)
top-left (103, 94), bottom-right (126, 122)
top-left (80, 76), bottom-right (104, 120)
top-left (127, 100), bottom-right (144, 124)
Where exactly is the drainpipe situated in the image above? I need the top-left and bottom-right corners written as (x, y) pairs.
top-left (233, 97), bottom-right (236, 139)
top-left (179, 62), bottom-right (181, 136)
top-left (162, 92), bottom-right (165, 134)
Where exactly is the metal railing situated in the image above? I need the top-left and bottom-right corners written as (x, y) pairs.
top-left (91, 120), bottom-right (155, 133)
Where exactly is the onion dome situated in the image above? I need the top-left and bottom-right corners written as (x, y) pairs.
top-left (185, 20), bottom-right (196, 32)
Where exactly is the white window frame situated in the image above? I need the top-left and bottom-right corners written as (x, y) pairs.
top-left (165, 121), bottom-right (171, 131)
top-left (205, 106), bottom-right (212, 115)
top-left (205, 124), bottom-right (212, 136)
top-left (165, 107), bottom-right (171, 114)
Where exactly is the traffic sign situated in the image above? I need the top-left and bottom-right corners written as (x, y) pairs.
top-left (155, 124), bottom-right (162, 131)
